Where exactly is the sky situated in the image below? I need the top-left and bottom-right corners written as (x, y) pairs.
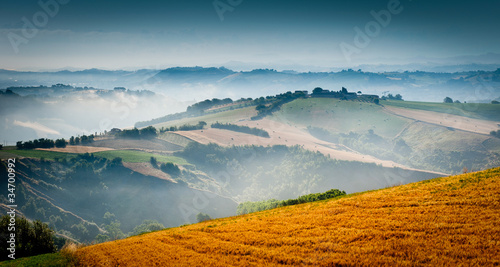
top-left (1, 0), bottom-right (499, 71)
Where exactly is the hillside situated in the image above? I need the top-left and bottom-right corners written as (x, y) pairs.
top-left (150, 96), bottom-right (500, 174)
top-left (0, 156), bottom-right (237, 243)
top-left (73, 167), bottom-right (500, 266)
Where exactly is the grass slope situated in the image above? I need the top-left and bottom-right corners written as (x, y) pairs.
top-left (273, 98), bottom-right (410, 138)
top-left (75, 167), bottom-right (500, 266)
top-left (0, 253), bottom-right (74, 267)
top-left (153, 106), bottom-right (257, 130)
top-left (93, 150), bottom-right (189, 165)
top-left (0, 149), bottom-right (78, 160)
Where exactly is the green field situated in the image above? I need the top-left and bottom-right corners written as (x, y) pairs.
top-left (382, 100), bottom-right (500, 121)
top-left (93, 150), bottom-right (189, 165)
top-left (0, 149), bottom-right (78, 160)
top-left (0, 252), bottom-right (73, 267)
top-left (273, 98), bottom-right (411, 138)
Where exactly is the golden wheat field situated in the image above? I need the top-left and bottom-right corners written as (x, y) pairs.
top-left (76, 168), bottom-right (500, 266)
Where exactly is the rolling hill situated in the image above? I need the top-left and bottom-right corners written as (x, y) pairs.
top-left (1, 91), bottom-right (499, 257)
top-left (149, 96), bottom-right (500, 174)
top-left (63, 167), bottom-right (500, 266)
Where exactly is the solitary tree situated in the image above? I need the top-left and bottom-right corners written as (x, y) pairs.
top-left (150, 157), bottom-right (158, 168)
top-left (444, 97), bottom-right (453, 103)
top-left (312, 87), bottom-right (324, 94)
top-left (196, 213), bottom-right (212, 223)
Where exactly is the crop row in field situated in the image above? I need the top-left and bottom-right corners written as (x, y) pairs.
top-left (382, 99), bottom-right (500, 121)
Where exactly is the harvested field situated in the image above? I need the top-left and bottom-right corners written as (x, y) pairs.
top-left (123, 162), bottom-right (175, 183)
top-left (76, 167), bottom-right (500, 266)
top-left (384, 106), bottom-right (500, 135)
top-left (175, 118), bottom-right (445, 175)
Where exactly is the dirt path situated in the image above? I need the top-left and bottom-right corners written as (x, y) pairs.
top-left (384, 106), bottom-right (500, 135)
top-left (175, 118), bottom-right (446, 175)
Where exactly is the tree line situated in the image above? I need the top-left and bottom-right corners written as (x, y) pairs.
top-left (116, 126), bottom-right (157, 139)
top-left (16, 138), bottom-right (66, 149)
top-left (237, 189), bottom-right (346, 215)
top-left (16, 135), bottom-right (94, 149)
top-left (381, 93), bottom-right (403, 101)
top-left (211, 122), bottom-right (270, 138)
top-left (251, 91), bottom-right (307, 120)
top-left (186, 98), bottom-right (233, 114)
top-left (160, 121), bottom-right (206, 132)
top-left (69, 134), bottom-right (94, 145)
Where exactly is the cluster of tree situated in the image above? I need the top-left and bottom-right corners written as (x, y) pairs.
top-left (186, 98), bottom-right (233, 114)
top-left (381, 93), bottom-right (403, 101)
top-left (162, 121), bottom-right (207, 132)
top-left (443, 96), bottom-right (462, 103)
top-left (117, 126), bottom-right (157, 139)
top-left (492, 100), bottom-right (499, 104)
top-left (237, 189), bottom-right (346, 215)
top-left (211, 122), bottom-right (270, 138)
top-left (16, 138), bottom-right (66, 149)
top-left (160, 162), bottom-right (181, 177)
top-left (312, 87), bottom-right (351, 97)
top-left (15, 135), bottom-right (97, 149)
top-left (130, 220), bottom-right (165, 236)
top-left (490, 130), bottom-right (500, 138)
top-left (311, 87), bottom-right (381, 103)
top-left (251, 91), bottom-right (307, 120)
top-left (0, 215), bottom-right (58, 261)
top-left (96, 213), bottom-right (164, 242)
top-left (69, 134), bottom-right (94, 145)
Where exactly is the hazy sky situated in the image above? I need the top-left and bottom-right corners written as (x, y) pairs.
top-left (1, 0), bottom-right (499, 71)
